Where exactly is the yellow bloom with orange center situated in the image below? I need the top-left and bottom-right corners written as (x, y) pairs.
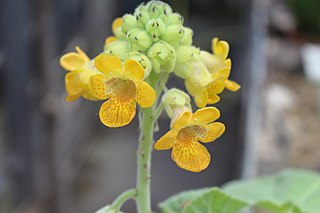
top-left (154, 107), bottom-right (225, 172)
top-left (89, 54), bottom-right (156, 127)
top-left (59, 46), bottom-right (99, 101)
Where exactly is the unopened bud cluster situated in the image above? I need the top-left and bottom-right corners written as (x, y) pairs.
top-left (104, 1), bottom-right (198, 75)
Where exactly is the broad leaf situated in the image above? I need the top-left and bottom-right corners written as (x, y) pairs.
top-left (183, 188), bottom-right (248, 213)
top-left (223, 169), bottom-right (320, 213)
top-left (159, 187), bottom-right (248, 213)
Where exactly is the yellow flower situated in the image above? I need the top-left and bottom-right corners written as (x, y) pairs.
top-left (59, 46), bottom-right (99, 101)
top-left (89, 54), bottom-right (156, 127)
top-left (154, 107), bottom-right (225, 172)
top-left (185, 38), bottom-right (241, 107)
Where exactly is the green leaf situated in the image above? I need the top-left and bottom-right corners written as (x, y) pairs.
top-left (257, 201), bottom-right (303, 213)
top-left (159, 188), bottom-right (211, 213)
top-left (159, 169), bottom-right (320, 213)
top-left (223, 169), bottom-right (320, 213)
top-left (159, 187), bottom-right (248, 213)
top-left (182, 188), bottom-right (248, 213)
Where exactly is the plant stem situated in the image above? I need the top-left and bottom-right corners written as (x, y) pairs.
top-left (136, 107), bottom-right (154, 213)
top-left (111, 189), bottom-right (137, 212)
top-left (136, 71), bottom-right (168, 213)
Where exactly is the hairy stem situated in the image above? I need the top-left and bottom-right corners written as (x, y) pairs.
top-left (136, 71), bottom-right (168, 213)
top-left (136, 107), bottom-right (154, 213)
top-left (110, 189), bottom-right (137, 211)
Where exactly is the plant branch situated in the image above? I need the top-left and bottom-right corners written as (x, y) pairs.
top-left (110, 189), bottom-right (137, 212)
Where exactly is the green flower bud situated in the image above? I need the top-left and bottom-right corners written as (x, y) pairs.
top-left (181, 27), bottom-right (193, 46)
top-left (146, 18), bottom-right (165, 41)
top-left (175, 46), bottom-right (200, 64)
top-left (146, 0), bottom-right (172, 19)
top-left (162, 88), bottom-right (191, 119)
top-left (127, 29), bottom-right (153, 52)
top-left (122, 14), bottom-right (143, 34)
top-left (167, 13), bottom-right (184, 25)
top-left (134, 4), bottom-right (150, 25)
top-left (127, 51), bottom-right (152, 78)
top-left (104, 41), bottom-right (129, 61)
top-left (161, 24), bottom-right (185, 46)
top-left (147, 40), bottom-right (176, 73)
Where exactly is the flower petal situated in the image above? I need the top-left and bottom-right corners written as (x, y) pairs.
top-left (124, 59), bottom-right (145, 81)
top-left (154, 130), bottom-right (176, 150)
top-left (194, 89), bottom-right (208, 108)
top-left (224, 79), bottom-right (241, 92)
top-left (112, 18), bottom-right (123, 35)
top-left (225, 58), bottom-right (232, 67)
top-left (200, 122), bottom-right (225, 143)
top-left (83, 91), bottom-right (99, 101)
top-left (207, 80), bottom-right (225, 95)
top-left (99, 99), bottom-right (136, 127)
top-left (65, 94), bottom-right (82, 102)
top-left (65, 72), bottom-right (85, 101)
top-left (60, 53), bottom-right (87, 71)
top-left (172, 139), bottom-right (210, 172)
top-left (105, 36), bottom-right (118, 46)
top-left (207, 93), bottom-right (220, 104)
top-left (192, 107), bottom-right (220, 124)
top-left (212, 38), bottom-right (229, 60)
top-left (76, 46), bottom-right (90, 62)
top-left (136, 81), bottom-right (156, 107)
top-left (212, 67), bottom-right (231, 81)
top-left (94, 54), bottom-right (123, 77)
top-left (89, 74), bottom-right (109, 100)
top-left (172, 111), bottom-right (192, 130)
top-left (184, 79), bottom-right (198, 96)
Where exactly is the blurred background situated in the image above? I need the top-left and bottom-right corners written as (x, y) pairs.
top-left (0, 0), bottom-right (320, 212)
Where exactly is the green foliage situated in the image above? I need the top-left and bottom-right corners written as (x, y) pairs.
top-left (159, 169), bottom-right (320, 213)
top-left (159, 188), bottom-right (247, 213)
top-left (287, 0), bottom-right (320, 37)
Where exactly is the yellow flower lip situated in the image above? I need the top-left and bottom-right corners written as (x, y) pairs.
top-left (60, 47), bottom-right (98, 102)
top-left (89, 54), bottom-right (156, 127)
top-left (154, 107), bottom-right (225, 172)
top-left (60, 46), bottom-right (90, 71)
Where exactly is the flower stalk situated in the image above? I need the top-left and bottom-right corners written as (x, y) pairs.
top-left (136, 106), bottom-right (154, 213)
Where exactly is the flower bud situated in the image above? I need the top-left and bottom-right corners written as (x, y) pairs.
top-left (146, 18), bottom-right (165, 41)
top-left (122, 14), bottom-right (143, 34)
top-left (134, 4), bottom-right (150, 25)
top-left (146, 0), bottom-right (172, 19)
top-left (161, 24), bottom-right (185, 46)
top-left (112, 18), bottom-right (125, 39)
top-left (104, 41), bottom-right (129, 60)
top-left (162, 88), bottom-right (191, 119)
top-left (175, 45), bottom-right (200, 64)
top-left (127, 29), bottom-right (153, 52)
top-left (167, 13), bottom-right (184, 25)
top-left (127, 51), bottom-right (152, 78)
top-left (181, 27), bottom-right (193, 46)
top-left (147, 40), bottom-right (176, 73)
